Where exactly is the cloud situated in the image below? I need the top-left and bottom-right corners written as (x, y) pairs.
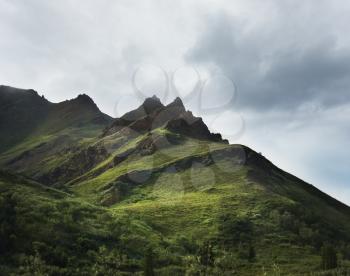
top-left (185, 2), bottom-right (350, 205)
top-left (0, 0), bottom-right (199, 113)
top-left (186, 5), bottom-right (350, 111)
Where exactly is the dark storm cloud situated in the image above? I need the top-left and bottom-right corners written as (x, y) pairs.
top-left (187, 11), bottom-right (350, 110)
top-left (186, 4), bottom-right (350, 204)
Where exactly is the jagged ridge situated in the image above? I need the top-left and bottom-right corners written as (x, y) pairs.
top-left (103, 95), bottom-right (227, 143)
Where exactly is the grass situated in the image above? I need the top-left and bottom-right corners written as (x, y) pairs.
top-left (71, 130), bottom-right (230, 202)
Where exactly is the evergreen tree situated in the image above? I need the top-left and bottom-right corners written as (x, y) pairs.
top-left (248, 244), bottom-right (256, 262)
top-left (144, 247), bottom-right (155, 276)
top-left (20, 250), bottom-right (48, 276)
top-left (198, 241), bottom-right (214, 275)
top-left (321, 244), bottom-right (337, 270)
top-left (0, 194), bottom-right (17, 254)
top-left (92, 246), bottom-right (119, 276)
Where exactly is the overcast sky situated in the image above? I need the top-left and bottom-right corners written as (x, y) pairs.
top-left (0, 0), bottom-right (349, 205)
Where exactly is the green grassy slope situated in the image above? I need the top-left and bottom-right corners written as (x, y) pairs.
top-left (27, 123), bottom-right (346, 275)
top-left (0, 170), bottom-right (116, 275)
top-left (69, 129), bottom-right (350, 275)
top-left (0, 170), bottom-right (175, 275)
top-left (2, 152), bottom-right (349, 275)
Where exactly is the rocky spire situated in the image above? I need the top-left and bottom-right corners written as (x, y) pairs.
top-left (166, 97), bottom-right (185, 112)
top-left (142, 95), bottom-right (164, 114)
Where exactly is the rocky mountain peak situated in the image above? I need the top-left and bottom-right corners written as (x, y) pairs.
top-left (75, 93), bottom-right (96, 105)
top-left (166, 97), bottom-right (185, 112)
top-left (60, 93), bottom-right (100, 112)
top-left (151, 95), bottom-right (160, 100)
top-left (142, 95), bottom-right (164, 114)
top-left (104, 95), bottom-right (226, 143)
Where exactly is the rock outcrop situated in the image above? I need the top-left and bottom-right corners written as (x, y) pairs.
top-left (103, 96), bottom-right (227, 143)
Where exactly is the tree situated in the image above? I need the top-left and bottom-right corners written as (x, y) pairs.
top-left (92, 246), bottom-right (121, 276)
top-left (321, 244), bottom-right (337, 270)
top-left (218, 215), bottom-right (253, 248)
top-left (144, 247), bottom-right (155, 276)
top-left (199, 241), bottom-right (214, 268)
top-left (340, 243), bottom-right (350, 260)
top-left (0, 194), bottom-right (17, 254)
top-left (280, 211), bottom-right (298, 233)
top-left (248, 244), bottom-right (256, 262)
top-left (19, 250), bottom-right (48, 276)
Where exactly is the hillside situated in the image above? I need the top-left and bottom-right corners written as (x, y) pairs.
top-left (0, 87), bottom-right (350, 275)
top-left (0, 86), bottom-right (113, 180)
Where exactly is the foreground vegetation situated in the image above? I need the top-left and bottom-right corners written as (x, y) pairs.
top-left (1, 154), bottom-right (350, 275)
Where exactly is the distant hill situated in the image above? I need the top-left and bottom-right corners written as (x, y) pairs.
top-left (0, 86), bottom-right (349, 275)
top-left (0, 85), bottom-right (112, 153)
top-left (0, 85), bottom-right (113, 178)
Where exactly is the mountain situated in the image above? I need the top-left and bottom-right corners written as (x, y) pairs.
top-left (0, 86), bottom-right (349, 275)
top-left (0, 85), bottom-right (113, 179)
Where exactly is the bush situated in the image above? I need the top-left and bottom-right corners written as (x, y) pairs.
top-left (218, 215), bottom-right (254, 248)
